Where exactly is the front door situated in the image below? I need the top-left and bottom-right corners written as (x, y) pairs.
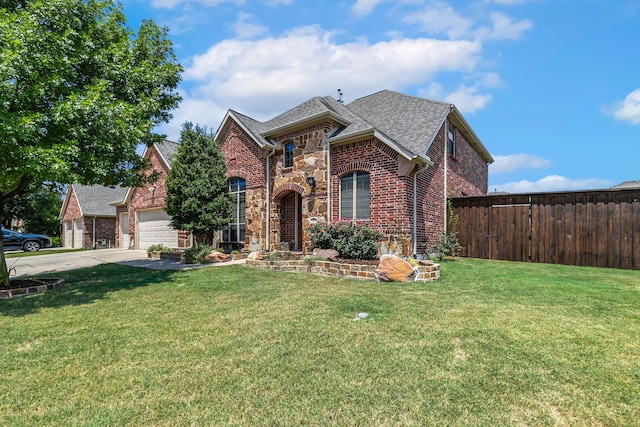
top-left (280, 192), bottom-right (302, 251)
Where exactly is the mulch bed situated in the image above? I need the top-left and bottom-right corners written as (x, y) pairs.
top-left (2, 278), bottom-right (62, 291)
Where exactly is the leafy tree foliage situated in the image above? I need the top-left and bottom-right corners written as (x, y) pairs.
top-left (2, 183), bottom-right (63, 236)
top-left (0, 0), bottom-right (182, 285)
top-left (165, 123), bottom-right (232, 243)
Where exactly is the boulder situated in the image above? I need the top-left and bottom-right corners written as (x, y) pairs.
top-left (375, 254), bottom-right (416, 282)
top-left (312, 248), bottom-right (339, 261)
top-left (247, 251), bottom-right (264, 261)
top-left (204, 250), bottom-right (230, 263)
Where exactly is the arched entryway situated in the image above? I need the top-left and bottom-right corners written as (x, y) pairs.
top-left (279, 191), bottom-right (303, 251)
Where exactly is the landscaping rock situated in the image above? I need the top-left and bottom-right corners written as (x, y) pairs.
top-left (247, 251), bottom-right (264, 261)
top-left (312, 248), bottom-right (339, 261)
top-left (204, 250), bottom-right (230, 263)
top-left (375, 254), bottom-right (416, 282)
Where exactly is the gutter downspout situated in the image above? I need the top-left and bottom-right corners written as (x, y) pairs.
top-left (265, 145), bottom-right (276, 251)
top-left (444, 108), bottom-right (453, 233)
top-left (413, 164), bottom-right (430, 256)
top-left (92, 216), bottom-right (96, 249)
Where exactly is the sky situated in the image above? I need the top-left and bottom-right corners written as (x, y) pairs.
top-left (121, 0), bottom-right (640, 193)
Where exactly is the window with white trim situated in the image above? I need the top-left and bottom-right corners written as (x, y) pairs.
top-left (340, 172), bottom-right (370, 220)
top-left (224, 177), bottom-right (245, 243)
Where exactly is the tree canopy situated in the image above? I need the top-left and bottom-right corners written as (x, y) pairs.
top-left (0, 0), bottom-right (182, 285)
top-left (165, 123), bottom-right (232, 242)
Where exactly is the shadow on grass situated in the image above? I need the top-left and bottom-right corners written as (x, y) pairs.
top-left (0, 263), bottom-right (180, 317)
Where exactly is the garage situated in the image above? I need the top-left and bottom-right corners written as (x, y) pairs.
top-left (74, 219), bottom-right (83, 248)
top-left (64, 221), bottom-right (73, 248)
top-left (137, 208), bottom-right (178, 250)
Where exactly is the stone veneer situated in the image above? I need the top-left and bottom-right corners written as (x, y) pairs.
top-left (246, 259), bottom-right (440, 282)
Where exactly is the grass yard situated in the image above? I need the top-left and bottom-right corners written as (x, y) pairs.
top-left (1, 258), bottom-right (639, 426)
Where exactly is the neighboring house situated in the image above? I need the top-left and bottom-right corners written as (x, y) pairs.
top-left (112, 140), bottom-right (190, 250)
top-left (215, 89), bottom-right (493, 255)
top-left (611, 180), bottom-right (640, 189)
top-left (59, 184), bottom-right (128, 248)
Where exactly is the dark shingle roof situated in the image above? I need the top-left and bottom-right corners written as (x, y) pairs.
top-left (72, 184), bottom-right (128, 216)
top-left (346, 90), bottom-right (450, 156)
top-left (219, 89), bottom-right (490, 162)
top-left (155, 140), bottom-right (179, 166)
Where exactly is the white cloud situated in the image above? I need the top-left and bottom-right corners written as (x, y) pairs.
top-left (403, 3), bottom-right (473, 39)
top-left (490, 153), bottom-right (551, 174)
top-left (351, 0), bottom-right (389, 17)
top-left (182, 25), bottom-right (481, 118)
top-left (475, 12), bottom-right (533, 40)
top-left (490, 175), bottom-right (614, 193)
top-left (265, 0), bottom-right (294, 5)
top-left (156, 95), bottom-right (228, 141)
top-left (611, 88), bottom-right (640, 125)
top-left (403, 6), bottom-right (532, 41)
top-left (418, 72), bottom-right (500, 112)
top-left (232, 12), bottom-right (268, 39)
top-left (443, 85), bottom-right (493, 113)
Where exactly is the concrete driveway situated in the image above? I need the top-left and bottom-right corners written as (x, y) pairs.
top-left (8, 248), bottom-right (245, 278)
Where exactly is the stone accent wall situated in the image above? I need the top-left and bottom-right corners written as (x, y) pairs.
top-left (246, 259), bottom-right (440, 282)
top-left (270, 125), bottom-right (330, 252)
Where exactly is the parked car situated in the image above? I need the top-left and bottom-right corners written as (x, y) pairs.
top-left (2, 228), bottom-right (52, 252)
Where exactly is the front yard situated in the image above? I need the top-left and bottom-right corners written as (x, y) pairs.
top-left (1, 259), bottom-right (638, 425)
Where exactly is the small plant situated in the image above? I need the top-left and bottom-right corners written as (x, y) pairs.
top-left (183, 244), bottom-right (214, 264)
top-left (406, 257), bottom-right (418, 267)
top-left (308, 221), bottom-right (383, 260)
top-left (146, 244), bottom-right (175, 253)
top-left (431, 200), bottom-right (462, 261)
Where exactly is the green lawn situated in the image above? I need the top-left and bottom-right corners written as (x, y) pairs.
top-left (1, 259), bottom-right (639, 426)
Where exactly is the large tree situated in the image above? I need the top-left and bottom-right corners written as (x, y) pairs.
top-left (165, 122), bottom-right (232, 244)
top-left (0, 0), bottom-right (182, 285)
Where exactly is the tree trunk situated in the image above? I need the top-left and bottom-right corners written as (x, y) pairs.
top-left (0, 238), bottom-right (9, 288)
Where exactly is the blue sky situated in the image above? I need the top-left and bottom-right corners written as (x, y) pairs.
top-left (122, 0), bottom-right (640, 193)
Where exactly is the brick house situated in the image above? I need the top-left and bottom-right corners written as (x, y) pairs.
top-left (112, 140), bottom-right (190, 250)
top-left (59, 184), bottom-right (128, 248)
top-left (215, 89), bottom-right (493, 256)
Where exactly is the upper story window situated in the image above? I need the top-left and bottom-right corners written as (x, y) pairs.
top-left (447, 126), bottom-right (456, 158)
top-left (340, 171), bottom-right (370, 220)
top-left (284, 142), bottom-right (294, 168)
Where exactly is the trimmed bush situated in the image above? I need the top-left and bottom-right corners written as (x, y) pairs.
top-left (308, 221), bottom-right (383, 260)
top-left (183, 244), bottom-right (214, 264)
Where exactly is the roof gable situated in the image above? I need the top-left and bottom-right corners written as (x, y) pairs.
top-left (346, 90), bottom-right (450, 157)
top-left (216, 89), bottom-right (492, 164)
top-left (66, 184), bottom-right (128, 217)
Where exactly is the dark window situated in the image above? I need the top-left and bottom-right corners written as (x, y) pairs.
top-left (284, 142), bottom-right (294, 168)
top-left (224, 177), bottom-right (246, 243)
top-left (447, 126), bottom-right (456, 157)
top-left (340, 172), bottom-right (370, 220)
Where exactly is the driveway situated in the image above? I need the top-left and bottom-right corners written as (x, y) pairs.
top-left (8, 248), bottom-right (245, 278)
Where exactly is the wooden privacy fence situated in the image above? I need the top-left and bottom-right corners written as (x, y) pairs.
top-left (450, 189), bottom-right (640, 270)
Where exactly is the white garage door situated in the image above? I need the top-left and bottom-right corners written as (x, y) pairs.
top-left (64, 221), bottom-right (73, 248)
top-left (138, 209), bottom-right (178, 250)
top-left (74, 219), bottom-right (83, 248)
